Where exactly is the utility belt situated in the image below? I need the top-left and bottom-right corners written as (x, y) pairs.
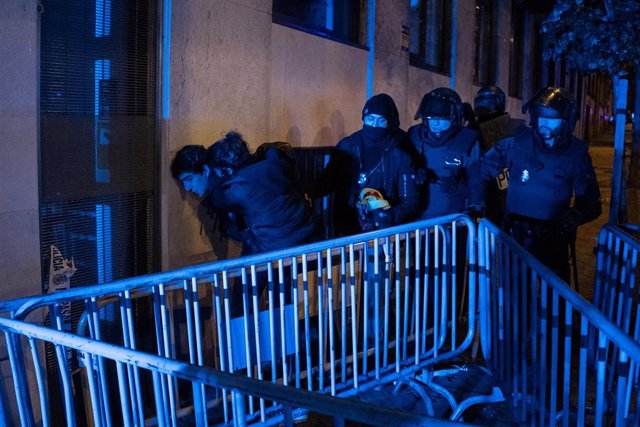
top-left (506, 214), bottom-right (564, 240)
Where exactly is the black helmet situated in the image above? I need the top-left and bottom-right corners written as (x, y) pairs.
top-left (474, 85), bottom-right (506, 117)
top-left (414, 87), bottom-right (463, 126)
top-left (523, 87), bottom-right (578, 133)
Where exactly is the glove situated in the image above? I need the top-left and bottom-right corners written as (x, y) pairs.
top-left (464, 204), bottom-right (485, 220)
top-left (556, 208), bottom-right (582, 234)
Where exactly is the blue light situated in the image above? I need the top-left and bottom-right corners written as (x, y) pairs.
top-left (95, 0), bottom-right (112, 38)
top-left (326, 0), bottom-right (334, 31)
top-left (96, 204), bottom-right (113, 284)
top-left (94, 59), bottom-right (110, 115)
top-left (95, 60), bottom-right (111, 183)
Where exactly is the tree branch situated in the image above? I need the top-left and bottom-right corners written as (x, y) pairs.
top-left (604, 0), bottom-right (614, 19)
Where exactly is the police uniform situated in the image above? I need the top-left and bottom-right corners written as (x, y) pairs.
top-left (482, 126), bottom-right (601, 280)
top-left (408, 87), bottom-right (485, 219)
top-left (408, 124), bottom-right (484, 219)
top-left (474, 86), bottom-right (525, 226)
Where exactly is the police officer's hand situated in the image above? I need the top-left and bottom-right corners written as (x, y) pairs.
top-left (373, 209), bottom-right (393, 229)
top-left (464, 204), bottom-right (485, 220)
top-left (557, 208), bottom-right (582, 234)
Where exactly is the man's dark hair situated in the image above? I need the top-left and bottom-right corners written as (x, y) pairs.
top-left (207, 131), bottom-right (252, 171)
top-left (171, 145), bottom-right (207, 179)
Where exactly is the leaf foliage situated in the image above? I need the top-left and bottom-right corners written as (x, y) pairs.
top-left (542, 0), bottom-right (640, 76)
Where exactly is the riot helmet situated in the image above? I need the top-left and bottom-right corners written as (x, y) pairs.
top-left (474, 85), bottom-right (506, 119)
top-left (523, 87), bottom-right (578, 137)
top-left (414, 87), bottom-right (464, 126)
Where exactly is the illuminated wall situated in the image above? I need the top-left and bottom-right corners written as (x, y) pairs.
top-left (162, 0), bottom-right (531, 268)
top-left (0, 2), bottom-right (40, 301)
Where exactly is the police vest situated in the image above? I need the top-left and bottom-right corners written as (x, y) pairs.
top-left (428, 127), bottom-right (478, 194)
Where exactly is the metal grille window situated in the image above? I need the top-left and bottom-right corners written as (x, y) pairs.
top-left (508, 0), bottom-right (525, 98)
top-left (474, 0), bottom-right (497, 85)
top-left (272, 0), bottom-right (362, 45)
top-left (40, 0), bottom-right (158, 423)
top-left (409, 0), bottom-right (452, 74)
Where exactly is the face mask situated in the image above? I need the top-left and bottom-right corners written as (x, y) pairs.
top-left (362, 125), bottom-right (389, 143)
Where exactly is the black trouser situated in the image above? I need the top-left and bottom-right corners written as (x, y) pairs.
top-left (507, 215), bottom-right (574, 404)
top-left (507, 216), bottom-right (571, 283)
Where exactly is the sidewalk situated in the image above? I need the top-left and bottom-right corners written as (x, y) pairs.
top-left (576, 124), bottom-right (638, 298)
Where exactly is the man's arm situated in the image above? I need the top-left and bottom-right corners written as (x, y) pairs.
top-left (466, 139), bottom-right (486, 213)
top-left (573, 151), bottom-right (602, 224)
top-left (480, 137), bottom-right (511, 181)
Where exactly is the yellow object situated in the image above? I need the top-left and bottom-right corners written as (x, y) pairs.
top-left (358, 188), bottom-right (391, 211)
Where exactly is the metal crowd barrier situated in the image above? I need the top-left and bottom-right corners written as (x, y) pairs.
top-left (291, 146), bottom-right (335, 239)
top-left (0, 214), bottom-right (490, 426)
top-left (591, 223), bottom-right (640, 423)
top-left (478, 218), bottom-right (640, 426)
top-left (0, 316), bottom-right (469, 427)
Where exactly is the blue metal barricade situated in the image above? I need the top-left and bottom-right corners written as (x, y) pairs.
top-left (478, 218), bottom-right (640, 426)
top-left (591, 224), bottom-right (640, 423)
top-left (291, 146), bottom-right (335, 239)
top-left (6, 216), bottom-right (640, 426)
top-left (0, 214), bottom-right (487, 426)
top-left (0, 316), bottom-right (469, 427)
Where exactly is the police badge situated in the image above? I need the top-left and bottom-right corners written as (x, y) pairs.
top-left (520, 169), bottom-right (530, 183)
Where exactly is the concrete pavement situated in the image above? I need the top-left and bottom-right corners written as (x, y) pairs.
top-left (576, 124), bottom-right (638, 298)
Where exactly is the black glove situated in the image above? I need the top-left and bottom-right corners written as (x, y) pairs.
top-left (464, 203), bottom-right (485, 220)
top-left (556, 208), bottom-right (582, 234)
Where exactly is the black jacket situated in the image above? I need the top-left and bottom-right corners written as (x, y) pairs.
top-left (208, 148), bottom-right (318, 254)
top-left (481, 127), bottom-right (601, 223)
top-left (310, 128), bottom-right (418, 236)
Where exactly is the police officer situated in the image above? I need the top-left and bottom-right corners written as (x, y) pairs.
top-left (408, 87), bottom-right (484, 219)
top-left (309, 93), bottom-right (418, 235)
top-left (481, 87), bottom-right (602, 281)
top-left (474, 85), bottom-right (524, 150)
top-left (473, 85), bottom-right (525, 225)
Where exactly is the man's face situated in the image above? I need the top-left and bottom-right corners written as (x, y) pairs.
top-left (363, 114), bottom-right (388, 128)
top-left (427, 118), bottom-right (452, 135)
top-left (178, 170), bottom-right (209, 197)
top-left (537, 117), bottom-right (564, 143)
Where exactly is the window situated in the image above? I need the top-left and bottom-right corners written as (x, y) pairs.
top-left (508, 0), bottom-right (525, 98)
top-left (273, 0), bottom-right (362, 45)
top-left (474, 0), bottom-right (497, 85)
top-left (409, 0), bottom-right (452, 73)
top-left (40, 1), bottom-right (158, 422)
